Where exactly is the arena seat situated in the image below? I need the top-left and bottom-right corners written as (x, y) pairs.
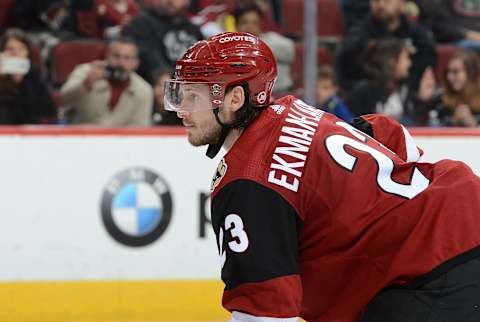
top-left (282, 0), bottom-right (344, 40)
top-left (291, 43), bottom-right (332, 90)
top-left (0, 0), bottom-right (14, 27)
top-left (50, 40), bottom-right (107, 86)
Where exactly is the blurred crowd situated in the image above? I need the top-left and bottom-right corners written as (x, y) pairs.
top-left (0, 0), bottom-right (480, 127)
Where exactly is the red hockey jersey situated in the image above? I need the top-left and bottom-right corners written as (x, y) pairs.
top-left (210, 96), bottom-right (480, 322)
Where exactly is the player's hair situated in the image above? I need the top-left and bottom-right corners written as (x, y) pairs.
top-left (442, 50), bottom-right (480, 113)
top-left (0, 28), bottom-right (33, 61)
top-left (362, 38), bottom-right (408, 94)
top-left (225, 83), bottom-right (262, 129)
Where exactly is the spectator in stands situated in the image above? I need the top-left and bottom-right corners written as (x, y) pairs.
top-left (13, 0), bottom-right (138, 39)
top-left (151, 67), bottom-right (182, 125)
top-left (408, 0), bottom-right (480, 50)
top-left (60, 36), bottom-right (152, 126)
top-left (345, 38), bottom-right (436, 125)
top-left (234, 1), bottom-right (294, 94)
top-left (435, 51), bottom-right (480, 127)
top-left (11, 1), bottom-right (123, 66)
top-left (12, 0), bottom-right (95, 37)
top-left (190, 0), bottom-right (235, 38)
top-left (122, 0), bottom-right (203, 83)
top-left (341, 0), bottom-right (370, 32)
top-left (337, 0), bottom-right (437, 94)
top-left (251, 0), bottom-right (281, 32)
top-left (0, 28), bottom-right (57, 124)
top-left (75, 0), bottom-right (141, 39)
top-left (315, 65), bottom-right (354, 122)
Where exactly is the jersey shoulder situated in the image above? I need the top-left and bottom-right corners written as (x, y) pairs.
top-left (211, 97), bottom-right (326, 213)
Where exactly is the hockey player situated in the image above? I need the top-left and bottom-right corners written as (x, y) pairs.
top-left (164, 32), bottom-right (480, 322)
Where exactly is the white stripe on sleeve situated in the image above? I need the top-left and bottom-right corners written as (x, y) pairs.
top-left (401, 125), bottom-right (421, 162)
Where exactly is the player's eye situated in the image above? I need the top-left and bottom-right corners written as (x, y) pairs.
top-left (187, 93), bottom-right (199, 102)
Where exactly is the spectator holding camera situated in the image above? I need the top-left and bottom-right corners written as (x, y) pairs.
top-left (0, 28), bottom-right (57, 125)
top-left (60, 36), bottom-right (152, 126)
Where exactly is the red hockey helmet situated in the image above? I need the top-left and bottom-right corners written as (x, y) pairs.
top-left (164, 32), bottom-right (277, 112)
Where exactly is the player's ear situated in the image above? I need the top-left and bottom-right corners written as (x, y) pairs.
top-left (224, 85), bottom-right (245, 113)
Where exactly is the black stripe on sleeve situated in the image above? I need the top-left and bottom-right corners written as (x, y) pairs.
top-left (211, 179), bottom-right (303, 290)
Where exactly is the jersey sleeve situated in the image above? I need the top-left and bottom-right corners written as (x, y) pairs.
top-left (351, 114), bottom-right (424, 162)
top-left (211, 179), bottom-right (303, 318)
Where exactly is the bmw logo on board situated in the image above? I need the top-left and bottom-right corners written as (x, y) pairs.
top-left (101, 167), bottom-right (173, 247)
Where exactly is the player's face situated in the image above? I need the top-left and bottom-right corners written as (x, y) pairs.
top-left (394, 48), bottom-right (411, 81)
top-left (175, 85), bottom-right (242, 147)
top-left (164, 82), bottom-right (218, 112)
top-left (446, 58), bottom-right (468, 92)
top-left (177, 107), bottom-right (222, 146)
top-left (316, 78), bottom-right (337, 106)
top-left (370, 0), bottom-right (404, 21)
top-left (171, 84), bottom-right (220, 146)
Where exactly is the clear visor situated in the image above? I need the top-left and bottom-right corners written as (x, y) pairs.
top-left (164, 80), bottom-right (226, 112)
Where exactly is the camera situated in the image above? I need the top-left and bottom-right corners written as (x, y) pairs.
top-left (104, 65), bottom-right (128, 82)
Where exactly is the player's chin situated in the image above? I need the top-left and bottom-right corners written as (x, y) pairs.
top-left (187, 133), bottom-right (207, 147)
top-left (188, 131), bottom-right (220, 147)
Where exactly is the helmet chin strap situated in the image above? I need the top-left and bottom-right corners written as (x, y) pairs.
top-left (206, 108), bottom-right (231, 159)
top-left (206, 106), bottom-right (250, 159)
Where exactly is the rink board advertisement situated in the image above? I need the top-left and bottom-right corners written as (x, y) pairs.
top-left (0, 127), bottom-right (479, 322)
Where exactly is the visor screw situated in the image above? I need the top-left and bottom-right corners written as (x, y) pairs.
top-left (211, 84), bottom-right (222, 96)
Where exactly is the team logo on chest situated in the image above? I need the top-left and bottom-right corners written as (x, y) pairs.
top-left (211, 158), bottom-right (228, 191)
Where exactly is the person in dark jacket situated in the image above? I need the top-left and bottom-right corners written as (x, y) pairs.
top-left (341, 0), bottom-right (370, 32)
top-left (337, 0), bottom-right (436, 94)
top-left (122, 0), bottom-right (203, 84)
top-left (0, 28), bottom-right (57, 124)
top-left (411, 0), bottom-right (480, 49)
